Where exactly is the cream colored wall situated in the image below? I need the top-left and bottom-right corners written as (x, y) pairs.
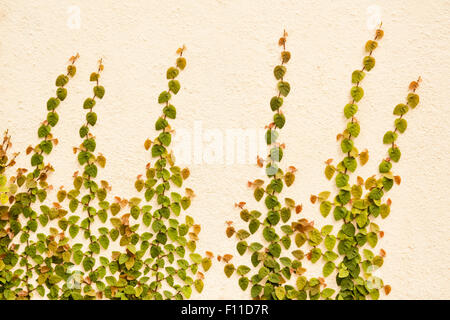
top-left (0, 0), bottom-right (449, 299)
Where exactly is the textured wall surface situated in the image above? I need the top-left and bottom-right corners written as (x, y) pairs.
top-left (0, 0), bottom-right (449, 299)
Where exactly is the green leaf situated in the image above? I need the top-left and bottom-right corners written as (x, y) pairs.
top-left (284, 172), bottom-right (295, 187)
top-left (350, 86), bottom-right (364, 102)
top-left (363, 56), bottom-right (376, 71)
top-left (325, 165), bottom-right (335, 180)
top-left (341, 138), bottom-right (353, 153)
top-left (151, 144), bottom-right (166, 157)
top-left (166, 67), bottom-right (179, 79)
top-left (73, 250), bottom-right (83, 264)
top-left (351, 70), bottom-right (365, 83)
top-left (323, 261), bottom-right (335, 277)
top-left (93, 86), bottom-right (105, 99)
top-left (383, 131), bottom-right (398, 144)
top-left (237, 265), bottom-right (251, 276)
top-left (324, 235), bottom-right (336, 251)
top-left (393, 103), bottom-right (409, 116)
top-left (275, 286), bottom-right (286, 300)
top-left (365, 40), bottom-right (378, 52)
top-left (47, 97), bottom-right (60, 111)
top-left (238, 277), bottom-right (249, 291)
top-left (99, 235), bottom-right (110, 249)
top-left (343, 157), bottom-right (357, 172)
top-left (367, 232), bottom-right (378, 248)
top-left (273, 113), bottom-right (286, 128)
top-left (69, 199), bottom-right (78, 213)
top-left (155, 117), bottom-right (168, 131)
top-left (336, 172), bottom-right (349, 188)
top-left (320, 201), bottom-right (332, 217)
top-left (163, 105), bottom-right (177, 119)
top-left (254, 188), bottom-right (264, 202)
top-left (277, 81), bottom-right (290, 97)
top-left (407, 93), bottom-right (419, 108)
top-left (395, 118), bottom-right (407, 133)
top-left (176, 57), bottom-right (186, 70)
top-left (380, 204), bottom-right (390, 219)
top-left (181, 286), bottom-right (192, 299)
top-left (224, 264), bottom-right (235, 278)
top-left (56, 87), bottom-right (67, 101)
top-left (83, 98), bottom-right (96, 109)
top-left (158, 91), bottom-right (171, 103)
top-left (321, 288), bottom-right (335, 299)
top-left (342, 223), bottom-right (355, 236)
top-left (55, 74), bottom-right (69, 87)
top-left (40, 140), bottom-right (53, 154)
top-left (38, 125), bottom-right (51, 138)
top-left (86, 112), bottom-right (97, 126)
top-left (47, 112), bottom-right (59, 127)
top-left (369, 187), bottom-right (384, 200)
top-left (274, 65), bottom-right (286, 80)
top-left (347, 122), bottom-right (360, 137)
top-left (168, 80), bottom-right (181, 94)
top-left (84, 164), bottom-right (98, 178)
top-left (270, 96), bottom-right (283, 111)
top-left (194, 279), bottom-right (204, 293)
top-left (379, 160), bottom-right (392, 173)
top-left (344, 103), bottom-right (358, 118)
top-left (389, 147), bottom-right (401, 162)
top-left (31, 153), bottom-right (43, 166)
top-left (69, 225), bottom-right (79, 238)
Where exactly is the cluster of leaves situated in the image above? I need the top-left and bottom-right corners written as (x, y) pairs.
top-left (311, 28), bottom-right (422, 300)
top-left (225, 28), bottom-right (422, 300)
top-left (222, 32), bottom-right (334, 300)
top-left (0, 55), bottom-right (79, 300)
top-left (0, 49), bottom-right (211, 300)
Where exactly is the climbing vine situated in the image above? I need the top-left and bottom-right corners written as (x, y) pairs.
top-left (222, 31), bottom-right (331, 300)
top-left (224, 27), bottom-right (423, 300)
top-left (0, 54), bottom-right (79, 299)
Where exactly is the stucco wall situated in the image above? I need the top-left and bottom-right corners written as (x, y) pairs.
top-left (0, 0), bottom-right (449, 299)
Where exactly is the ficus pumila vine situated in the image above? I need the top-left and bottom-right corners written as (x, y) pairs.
top-left (224, 27), bottom-right (423, 300)
top-left (0, 54), bottom-right (79, 299)
top-left (311, 26), bottom-right (422, 300)
top-left (109, 46), bottom-right (212, 300)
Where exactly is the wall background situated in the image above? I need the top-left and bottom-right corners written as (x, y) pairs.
top-left (0, 0), bottom-right (449, 299)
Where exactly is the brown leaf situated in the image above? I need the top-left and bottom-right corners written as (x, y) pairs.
top-left (256, 156), bottom-right (264, 168)
top-left (181, 168), bottom-right (190, 180)
top-left (375, 28), bottom-right (384, 40)
top-left (357, 176), bottom-right (364, 185)
top-left (226, 226), bottom-right (235, 238)
top-left (295, 204), bottom-right (303, 214)
top-left (310, 195), bottom-right (317, 204)
top-left (384, 285), bottom-right (391, 295)
top-left (189, 232), bottom-right (199, 241)
top-left (222, 254), bottom-right (233, 263)
top-left (235, 202), bottom-right (246, 209)
top-left (394, 175), bottom-right (401, 185)
top-left (380, 249), bottom-right (386, 258)
top-left (193, 224), bottom-right (201, 235)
